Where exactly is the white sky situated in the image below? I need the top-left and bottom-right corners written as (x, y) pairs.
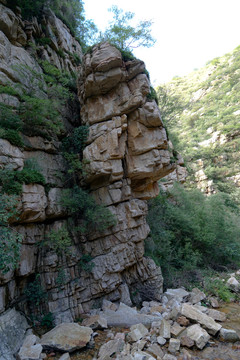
top-left (84, 0), bottom-right (240, 85)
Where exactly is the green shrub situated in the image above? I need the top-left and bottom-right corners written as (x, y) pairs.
top-left (24, 274), bottom-right (47, 306)
top-left (204, 277), bottom-right (232, 302)
top-left (40, 312), bottom-right (54, 328)
top-left (146, 183), bottom-right (240, 287)
top-left (0, 163), bottom-right (45, 195)
top-left (79, 254), bottom-right (95, 272)
top-left (0, 128), bottom-right (24, 147)
top-left (61, 187), bottom-right (117, 233)
top-left (147, 86), bottom-right (159, 105)
top-left (0, 194), bottom-right (22, 274)
top-left (35, 37), bottom-right (52, 46)
top-left (45, 226), bottom-right (72, 256)
top-left (16, 168), bottom-right (46, 186)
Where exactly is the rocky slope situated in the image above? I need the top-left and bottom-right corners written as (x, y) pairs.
top-left (0, 2), bottom-right (175, 324)
top-left (157, 46), bottom-right (240, 197)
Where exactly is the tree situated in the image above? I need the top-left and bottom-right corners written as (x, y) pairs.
top-left (100, 5), bottom-right (156, 51)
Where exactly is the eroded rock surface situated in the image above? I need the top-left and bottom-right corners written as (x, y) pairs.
top-left (78, 42), bottom-right (175, 304)
top-left (0, 2), bottom-right (175, 325)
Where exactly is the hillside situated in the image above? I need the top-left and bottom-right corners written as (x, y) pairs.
top-left (157, 46), bottom-right (240, 200)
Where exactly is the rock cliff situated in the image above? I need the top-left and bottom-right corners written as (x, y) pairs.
top-left (0, 3), bottom-right (175, 324)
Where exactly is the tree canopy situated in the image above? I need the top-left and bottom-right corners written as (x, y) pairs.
top-left (100, 5), bottom-right (156, 51)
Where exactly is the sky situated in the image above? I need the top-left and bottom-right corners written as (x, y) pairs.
top-left (84, 0), bottom-right (240, 85)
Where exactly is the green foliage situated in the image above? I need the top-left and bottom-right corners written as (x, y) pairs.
top-left (40, 312), bottom-right (54, 328)
top-left (61, 125), bottom-right (89, 182)
top-left (8, 0), bottom-right (45, 19)
top-left (61, 187), bottom-right (117, 233)
top-left (20, 95), bottom-right (62, 134)
top-left (45, 226), bottom-right (72, 256)
top-left (146, 184), bottom-right (240, 287)
top-left (35, 37), bottom-right (52, 46)
top-left (204, 277), bottom-right (232, 302)
top-left (62, 126), bottom-right (89, 155)
top-left (79, 254), bottom-right (95, 272)
top-left (24, 274), bottom-right (47, 306)
top-left (157, 45), bottom-right (240, 196)
top-left (100, 5), bottom-right (155, 51)
top-left (0, 194), bottom-right (21, 274)
top-left (56, 267), bottom-right (67, 289)
top-left (0, 103), bottom-right (24, 146)
top-left (0, 161), bottom-right (45, 195)
top-left (8, 0), bottom-right (98, 50)
top-left (147, 86), bottom-right (159, 105)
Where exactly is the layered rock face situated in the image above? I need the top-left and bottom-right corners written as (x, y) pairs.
top-left (78, 42), bottom-right (175, 305)
top-left (0, 4), bottom-right (175, 323)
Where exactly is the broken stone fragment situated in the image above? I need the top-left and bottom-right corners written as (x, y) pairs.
top-left (146, 343), bottom-right (164, 358)
top-left (163, 288), bottom-right (189, 302)
top-left (226, 276), bottom-right (240, 291)
top-left (168, 338), bottom-right (180, 354)
top-left (58, 353), bottom-right (70, 360)
top-left (101, 303), bottom-right (162, 327)
top-left (163, 354), bottom-right (177, 360)
top-left (159, 319), bottom-right (171, 339)
top-left (207, 309), bottom-right (226, 322)
top-left (181, 303), bottom-right (221, 335)
top-left (81, 314), bottom-right (108, 329)
top-left (180, 336), bottom-right (194, 348)
top-left (128, 323), bottom-right (148, 342)
top-left (157, 335), bottom-right (167, 345)
top-left (177, 316), bottom-right (190, 327)
top-left (17, 334), bottom-right (42, 360)
top-left (131, 351), bottom-right (155, 360)
top-left (184, 324), bottom-right (210, 349)
top-left (98, 338), bottom-right (125, 360)
top-left (219, 328), bottom-right (240, 342)
top-left (40, 323), bottom-right (93, 352)
top-left (171, 322), bottom-right (185, 337)
top-left (209, 297), bottom-right (219, 308)
top-left (189, 288), bottom-right (206, 305)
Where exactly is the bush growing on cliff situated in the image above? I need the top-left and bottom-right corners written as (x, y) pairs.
top-left (0, 194), bottom-right (22, 274)
top-left (146, 183), bottom-right (240, 286)
top-left (61, 187), bottom-right (117, 233)
top-left (8, 0), bottom-right (97, 49)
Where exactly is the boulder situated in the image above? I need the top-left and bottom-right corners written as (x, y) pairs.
top-left (98, 339), bottom-right (125, 360)
top-left (159, 319), bottom-right (171, 339)
top-left (219, 328), bottom-right (240, 342)
top-left (101, 303), bottom-right (162, 327)
top-left (181, 303), bottom-right (221, 335)
top-left (40, 323), bottom-right (93, 352)
top-left (189, 288), bottom-right (206, 305)
top-left (168, 338), bottom-right (180, 354)
top-left (207, 309), bottom-right (226, 322)
top-left (184, 324), bottom-right (210, 349)
top-left (81, 315), bottom-right (108, 329)
top-left (17, 335), bottom-right (42, 360)
top-left (227, 277), bottom-right (240, 291)
top-left (171, 322), bottom-right (185, 337)
top-left (163, 354), bottom-right (177, 360)
top-left (128, 323), bottom-right (148, 342)
top-left (0, 308), bottom-right (29, 360)
top-left (58, 354), bottom-right (70, 360)
top-left (180, 336), bottom-right (194, 348)
top-left (146, 343), bottom-right (164, 358)
top-left (157, 336), bottom-right (167, 345)
top-left (164, 288), bottom-right (189, 302)
top-left (132, 351), bottom-right (155, 360)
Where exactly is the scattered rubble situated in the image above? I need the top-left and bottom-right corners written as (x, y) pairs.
top-left (5, 287), bottom-right (240, 360)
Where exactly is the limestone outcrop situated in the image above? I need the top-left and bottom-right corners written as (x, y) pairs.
top-left (0, 4), bottom-right (175, 324)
